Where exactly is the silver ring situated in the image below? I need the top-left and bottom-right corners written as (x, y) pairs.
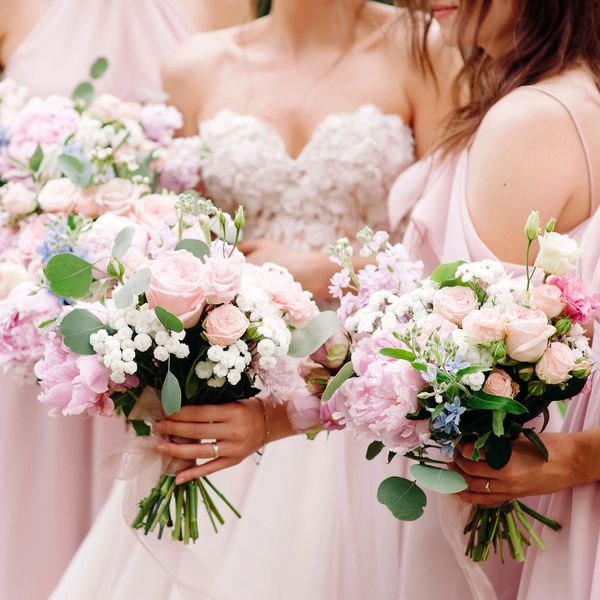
top-left (212, 442), bottom-right (219, 459)
top-left (485, 479), bottom-right (492, 493)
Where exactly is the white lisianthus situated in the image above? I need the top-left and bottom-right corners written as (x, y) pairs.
top-left (534, 232), bottom-right (582, 276)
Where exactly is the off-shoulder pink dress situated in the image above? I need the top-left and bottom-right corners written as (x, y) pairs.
top-left (388, 85), bottom-right (596, 600)
top-left (0, 3), bottom-right (193, 599)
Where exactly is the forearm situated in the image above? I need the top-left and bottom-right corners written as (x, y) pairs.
top-left (571, 427), bottom-right (600, 485)
top-left (263, 401), bottom-right (298, 443)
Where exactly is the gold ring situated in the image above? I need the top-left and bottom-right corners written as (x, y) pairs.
top-left (485, 479), bottom-right (492, 493)
top-left (212, 442), bottom-right (219, 459)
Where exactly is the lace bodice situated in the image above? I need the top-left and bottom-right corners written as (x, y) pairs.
top-left (199, 104), bottom-right (415, 252)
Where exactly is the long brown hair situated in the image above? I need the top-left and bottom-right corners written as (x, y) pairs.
top-left (402, 0), bottom-right (600, 154)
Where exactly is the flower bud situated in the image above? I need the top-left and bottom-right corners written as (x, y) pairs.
top-left (310, 330), bottom-right (350, 370)
top-left (518, 365), bottom-right (535, 382)
top-left (234, 206), bottom-right (245, 230)
top-left (489, 340), bottom-right (507, 361)
top-left (572, 361), bottom-right (593, 379)
top-left (545, 218), bottom-right (557, 233)
top-left (298, 359), bottom-right (331, 395)
top-left (524, 211), bottom-right (541, 241)
top-left (554, 317), bottom-right (572, 336)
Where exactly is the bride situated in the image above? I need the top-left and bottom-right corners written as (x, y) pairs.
top-left (53, 2), bottom-right (460, 599)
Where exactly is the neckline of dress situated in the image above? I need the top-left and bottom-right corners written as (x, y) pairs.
top-left (199, 103), bottom-right (412, 162)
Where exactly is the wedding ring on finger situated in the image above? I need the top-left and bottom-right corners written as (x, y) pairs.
top-left (485, 479), bottom-right (492, 493)
top-left (212, 441), bottom-right (220, 459)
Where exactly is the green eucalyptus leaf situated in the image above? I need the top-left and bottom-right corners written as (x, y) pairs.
top-left (466, 390), bottom-right (528, 415)
top-left (321, 361), bottom-right (354, 402)
top-left (377, 477), bottom-right (427, 521)
top-left (429, 260), bottom-right (465, 285)
top-left (366, 441), bottom-right (385, 461)
top-left (90, 57), bottom-right (109, 80)
top-left (58, 153), bottom-right (86, 185)
top-left (155, 307), bottom-right (184, 333)
top-left (410, 464), bottom-right (468, 494)
top-left (112, 226), bottom-right (135, 259)
top-left (113, 268), bottom-right (152, 309)
top-left (161, 370), bottom-right (182, 415)
top-left (380, 348), bottom-right (415, 362)
top-left (29, 144), bottom-right (44, 172)
top-left (72, 81), bottom-right (95, 105)
top-left (288, 311), bottom-right (339, 358)
top-left (174, 239), bottom-right (210, 262)
top-left (60, 309), bottom-right (105, 355)
top-left (523, 428), bottom-right (549, 462)
top-left (45, 253), bottom-right (93, 298)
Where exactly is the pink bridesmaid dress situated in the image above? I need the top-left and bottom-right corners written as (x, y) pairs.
top-left (388, 85), bottom-right (596, 600)
top-left (0, 3), bottom-right (194, 599)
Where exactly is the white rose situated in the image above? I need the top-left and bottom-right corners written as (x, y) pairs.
top-left (37, 178), bottom-right (81, 213)
top-left (534, 232), bottom-right (582, 276)
top-left (1, 182), bottom-right (37, 217)
top-left (0, 263), bottom-right (31, 298)
top-left (94, 178), bottom-right (139, 216)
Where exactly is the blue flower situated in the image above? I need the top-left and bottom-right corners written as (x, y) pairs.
top-left (445, 353), bottom-right (470, 375)
top-left (0, 126), bottom-right (10, 148)
top-left (433, 396), bottom-right (466, 435)
top-left (440, 442), bottom-right (456, 458)
top-left (422, 363), bottom-right (438, 383)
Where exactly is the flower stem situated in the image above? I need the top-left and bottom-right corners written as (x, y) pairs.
top-left (203, 476), bottom-right (241, 519)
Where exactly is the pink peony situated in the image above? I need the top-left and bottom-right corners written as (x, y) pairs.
top-left (133, 193), bottom-right (177, 231)
top-left (286, 386), bottom-right (322, 432)
top-left (432, 286), bottom-right (478, 325)
top-left (201, 256), bottom-right (243, 305)
top-left (320, 395), bottom-right (346, 431)
top-left (0, 283), bottom-right (59, 379)
top-left (547, 275), bottom-right (599, 325)
top-left (203, 304), bottom-right (249, 346)
top-left (94, 178), bottom-right (139, 216)
top-left (535, 342), bottom-right (576, 384)
top-left (88, 94), bottom-right (142, 122)
top-left (528, 284), bottom-right (565, 319)
top-left (140, 104), bottom-right (183, 145)
top-left (146, 250), bottom-right (205, 328)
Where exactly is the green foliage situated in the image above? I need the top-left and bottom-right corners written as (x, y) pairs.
top-left (155, 307), bottom-right (184, 333)
top-left (288, 311), bottom-right (340, 358)
top-left (58, 154), bottom-right (91, 187)
top-left (379, 348), bottom-right (415, 362)
top-left (377, 477), bottom-right (427, 521)
top-left (410, 465), bottom-right (468, 494)
top-left (90, 57), bottom-right (109, 80)
top-left (29, 144), bottom-right (44, 172)
top-left (523, 428), bottom-right (549, 462)
top-left (366, 441), bottom-right (385, 461)
top-left (174, 239), bottom-right (210, 262)
top-left (111, 227), bottom-right (136, 259)
top-left (321, 361), bottom-right (354, 402)
top-left (72, 81), bottom-right (95, 105)
top-left (429, 260), bottom-right (465, 284)
top-left (113, 268), bottom-right (151, 309)
top-left (60, 309), bottom-right (105, 355)
top-left (484, 436), bottom-right (512, 469)
top-left (162, 370), bottom-right (182, 415)
top-left (465, 390), bottom-right (528, 415)
top-left (45, 253), bottom-right (93, 298)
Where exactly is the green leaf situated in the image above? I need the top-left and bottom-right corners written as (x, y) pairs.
top-left (112, 226), bottom-right (135, 259)
top-left (377, 477), bottom-right (427, 521)
top-left (155, 306), bottom-right (184, 333)
top-left (492, 410), bottom-right (506, 436)
top-left (60, 309), bottom-right (105, 355)
top-left (456, 365), bottom-right (490, 379)
top-left (90, 56), bottom-right (109, 80)
top-left (523, 429), bottom-right (549, 462)
top-left (321, 361), bottom-right (354, 402)
top-left (38, 317), bottom-right (57, 329)
top-left (380, 348), bottom-right (415, 362)
top-left (72, 81), bottom-right (95, 105)
top-left (557, 400), bottom-right (570, 418)
top-left (161, 370), bottom-right (182, 415)
top-left (465, 390), bottom-right (528, 415)
top-left (113, 268), bottom-right (151, 309)
top-left (185, 354), bottom-right (204, 400)
top-left (45, 253), bottom-right (93, 298)
top-left (387, 451), bottom-right (397, 464)
top-left (130, 420), bottom-right (151, 436)
top-left (288, 311), bottom-right (340, 358)
top-left (174, 239), bottom-right (210, 262)
top-left (28, 144), bottom-right (44, 172)
top-left (58, 153), bottom-right (90, 186)
top-left (485, 436), bottom-right (512, 470)
top-left (410, 464), bottom-right (468, 494)
top-left (366, 441), bottom-right (385, 461)
top-left (429, 260), bottom-right (465, 285)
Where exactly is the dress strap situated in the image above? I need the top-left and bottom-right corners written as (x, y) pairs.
top-left (526, 86), bottom-right (596, 216)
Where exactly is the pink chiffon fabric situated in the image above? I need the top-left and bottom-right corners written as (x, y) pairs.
top-left (0, 2), bottom-right (193, 599)
top-left (388, 85), bottom-right (595, 600)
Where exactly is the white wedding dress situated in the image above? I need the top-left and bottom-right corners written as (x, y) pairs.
top-left (53, 104), bottom-right (416, 600)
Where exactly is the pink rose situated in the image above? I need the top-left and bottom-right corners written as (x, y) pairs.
top-left (433, 286), bottom-right (478, 325)
top-left (203, 304), bottom-right (249, 346)
top-left (547, 275), bottom-right (599, 325)
top-left (529, 284), bottom-right (565, 319)
top-left (462, 308), bottom-right (506, 345)
top-left (505, 306), bottom-right (556, 362)
top-left (75, 187), bottom-right (102, 218)
top-left (134, 193), bottom-right (177, 231)
top-left (1, 182), bottom-right (37, 217)
top-left (483, 368), bottom-right (518, 398)
top-left (37, 178), bottom-right (81, 213)
top-left (417, 312), bottom-right (458, 346)
top-left (94, 178), bottom-right (139, 216)
top-left (201, 257), bottom-right (242, 305)
top-left (146, 250), bottom-right (205, 328)
top-left (286, 386), bottom-right (322, 432)
top-left (535, 342), bottom-right (576, 384)
top-left (89, 94), bottom-right (142, 122)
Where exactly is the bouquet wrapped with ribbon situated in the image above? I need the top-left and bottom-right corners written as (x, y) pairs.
top-left (35, 196), bottom-right (337, 544)
top-left (306, 213), bottom-right (596, 563)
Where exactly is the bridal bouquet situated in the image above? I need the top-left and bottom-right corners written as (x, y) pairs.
top-left (308, 214), bottom-right (596, 563)
top-left (35, 196), bottom-right (335, 544)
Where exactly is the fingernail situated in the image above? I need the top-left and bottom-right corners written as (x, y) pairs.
top-left (156, 444), bottom-right (167, 452)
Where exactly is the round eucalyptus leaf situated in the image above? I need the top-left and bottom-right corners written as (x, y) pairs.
top-left (410, 464), bottom-right (468, 494)
top-left (377, 477), bottom-right (427, 521)
top-left (288, 311), bottom-right (339, 358)
top-left (45, 253), bottom-right (93, 299)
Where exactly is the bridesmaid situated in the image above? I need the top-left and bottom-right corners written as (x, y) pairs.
top-left (0, 3), bottom-right (253, 599)
top-left (387, 1), bottom-right (600, 599)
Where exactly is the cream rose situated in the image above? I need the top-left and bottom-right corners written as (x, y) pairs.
top-left (483, 368), bottom-right (518, 398)
top-left (0, 263), bottom-right (31, 298)
top-left (535, 342), bottom-right (576, 384)
top-left (534, 232), bottom-right (582, 276)
top-left (37, 178), bottom-right (80, 213)
top-left (505, 307), bottom-right (556, 362)
top-left (201, 257), bottom-right (242, 305)
top-left (462, 308), bottom-right (506, 345)
top-left (89, 93), bottom-right (142, 122)
top-left (94, 178), bottom-right (139, 216)
top-left (146, 250), bottom-right (205, 328)
top-left (204, 304), bottom-right (249, 347)
top-left (75, 187), bottom-right (101, 218)
top-left (528, 284), bottom-right (565, 319)
top-left (432, 286), bottom-right (478, 325)
top-left (134, 193), bottom-right (177, 231)
top-left (1, 182), bottom-right (37, 217)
